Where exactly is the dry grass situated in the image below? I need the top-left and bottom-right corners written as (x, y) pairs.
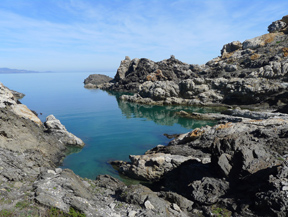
top-left (189, 128), bottom-right (205, 138)
top-left (216, 122), bottom-right (232, 130)
top-left (283, 47), bottom-right (288, 57)
top-left (250, 53), bottom-right (261, 60)
top-left (249, 119), bottom-right (263, 123)
top-left (263, 33), bottom-right (276, 44)
top-left (221, 51), bottom-right (235, 59)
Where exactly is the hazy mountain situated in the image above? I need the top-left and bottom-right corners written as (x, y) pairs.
top-left (0, 67), bottom-right (40, 74)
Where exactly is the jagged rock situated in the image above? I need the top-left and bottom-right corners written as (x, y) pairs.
top-left (84, 15), bottom-right (288, 113)
top-left (139, 80), bottom-right (179, 101)
top-left (222, 108), bottom-right (288, 120)
top-left (0, 82), bottom-right (16, 108)
top-left (115, 153), bottom-right (200, 181)
top-left (120, 76), bottom-right (288, 108)
top-left (0, 82), bottom-right (42, 125)
top-left (254, 162), bottom-right (288, 216)
top-left (145, 69), bottom-right (167, 81)
top-left (268, 20), bottom-right (287, 33)
top-left (158, 191), bottom-right (194, 213)
top-left (0, 147), bottom-right (53, 181)
top-left (242, 33), bottom-right (278, 50)
top-left (8, 88), bottom-right (25, 99)
top-left (114, 56), bottom-right (132, 81)
top-left (34, 169), bottom-right (92, 213)
top-left (211, 132), bottom-right (280, 178)
top-left (115, 117), bottom-right (288, 216)
top-left (117, 184), bottom-right (188, 217)
top-left (221, 41), bottom-right (242, 57)
top-left (44, 115), bottom-right (85, 147)
top-left (190, 177), bottom-right (229, 205)
top-left (95, 174), bottom-right (125, 191)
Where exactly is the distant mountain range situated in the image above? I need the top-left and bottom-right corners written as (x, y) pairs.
top-left (0, 68), bottom-right (41, 74)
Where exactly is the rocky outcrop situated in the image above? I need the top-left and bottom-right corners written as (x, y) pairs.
top-left (113, 115), bottom-right (288, 216)
top-left (119, 77), bottom-right (288, 109)
top-left (44, 115), bottom-right (85, 147)
top-left (1, 82), bottom-right (203, 216)
top-left (85, 55), bottom-right (196, 93)
top-left (0, 82), bottom-right (42, 125)
top-left (0, 108), bottom-right (66, 164)
top-left (84, 74), bottom-right (113, 89)
top-left (85, 15), bottom-right (288, 112)
top-left (112, 153), bottom-right (207, 181)
top-left (117, 184), bottom-right (192, 216)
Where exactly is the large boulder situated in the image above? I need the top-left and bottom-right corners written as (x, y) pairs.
top-left (117, 184), bottom-right (190, 216)
top-left (34, 169), bottom-right (92, 213)
top-left (114, 153), bottom-right (200, 181)
top-left (44, 115), bottom-right (85, 147)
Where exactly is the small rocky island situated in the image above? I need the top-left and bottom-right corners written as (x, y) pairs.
top-left (1, 15), bottom-right (288, 217)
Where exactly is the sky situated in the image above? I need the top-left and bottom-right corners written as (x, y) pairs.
top-left (0, 0), bottom-right (288, 73)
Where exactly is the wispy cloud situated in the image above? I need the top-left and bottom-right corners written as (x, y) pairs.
top-left (0, 0), bottom-right (288, 71)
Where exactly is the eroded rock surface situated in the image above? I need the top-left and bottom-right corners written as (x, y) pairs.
top-left (44, 115), bottom-right (85, 147)
top-left (84, 74), bottom-right (113, 89)
top-left (114, 116), bottom-right (288, 216)
top-left (85, 15), bottom-right (288, 112)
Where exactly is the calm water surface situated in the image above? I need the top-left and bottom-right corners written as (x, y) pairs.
top-left (0, 72), bottom-right (218, 181)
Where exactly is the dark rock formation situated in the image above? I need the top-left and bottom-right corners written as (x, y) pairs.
top-left (86, 15), bottom-right (288, 112)
top-left (83, 74), bottom-right (113, 89)
top-left (113, 116), bottom-right (288, 216)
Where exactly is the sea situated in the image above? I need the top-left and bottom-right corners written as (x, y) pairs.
top-left (0, 72), bottom-right (218, 182)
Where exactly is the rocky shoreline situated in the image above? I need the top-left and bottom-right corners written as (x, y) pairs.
top-left (1, 15), bottom-right (288, 217)
top-left (83, 15), bottom-right (288, 216)
top-left (85, 16), bottom-right (288, 112)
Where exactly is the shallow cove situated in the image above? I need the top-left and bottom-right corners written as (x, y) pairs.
top-left (1, 72), bottom-right (219, 181)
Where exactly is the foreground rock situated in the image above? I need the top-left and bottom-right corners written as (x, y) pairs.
top-left (0, 82), bottom-right (197, 216)
top-left (112, 153), bottom-right (207, 181)
top-left (113, 116), bottom-right (288, 216)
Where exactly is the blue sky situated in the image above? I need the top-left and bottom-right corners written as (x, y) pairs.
top-left (0, 0), bottom-right (288, 73)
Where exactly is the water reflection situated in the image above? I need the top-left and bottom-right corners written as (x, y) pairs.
top-left (115, 97), bottom-right (219, 129)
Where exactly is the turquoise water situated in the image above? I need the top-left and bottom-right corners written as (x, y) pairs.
top-left (0, 72), bottom-right (218, 180)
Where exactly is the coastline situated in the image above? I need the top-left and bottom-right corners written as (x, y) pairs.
top-left (1, 15), bottom-right (288, 216)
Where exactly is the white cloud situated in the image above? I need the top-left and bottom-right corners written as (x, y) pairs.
top-left (0, 0), bottom-right (288, 71)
